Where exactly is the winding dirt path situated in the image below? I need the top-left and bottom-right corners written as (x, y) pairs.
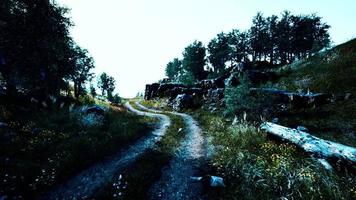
top-left (135, 102), bottom-right (207, 200)
top-left (39, 102), bottom-right (170, 200)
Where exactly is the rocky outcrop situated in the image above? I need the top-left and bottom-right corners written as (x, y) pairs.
top-left (167, 87), bottom-right (204, 100)
top-left (204, 88), bottom-right (225, 106)
top-left (195, 73), bottom-right (231, 89)
top-left (145, 83), bottom-right (160, 100)
top-left (144, 62), bottom-right (280, 110)
top-left (250, 88), bottom-right (332, 108)
top-left (145, 72), bottom-right (239, 101)
top-left (171, 94), bottom-right (202, 111)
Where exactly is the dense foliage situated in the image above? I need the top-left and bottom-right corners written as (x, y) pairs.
top-left (0, 0), bottom-right (120, 102)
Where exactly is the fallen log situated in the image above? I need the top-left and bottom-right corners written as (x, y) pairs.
top-left (260, 122), bottom-right (356, 166)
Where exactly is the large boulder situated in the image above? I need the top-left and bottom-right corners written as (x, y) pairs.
top-left (172, 94), bottom-right (202, 111)
top-left (145, 83), bottom-right (160, 100)
top-left (204, 88), bottom-right (225, 105)
top-left (74, 105), bottom-right (109, 128)
top-left (167, 87), bottom-right (204, 100)
top-left (196, 79), bottom-right (215, 90)
top-left (196, 73), bottom-right (231, 90)
top-left (85, 105), bottom-right (107, 115)
top-left (156, 83), bottom-right (187, 98)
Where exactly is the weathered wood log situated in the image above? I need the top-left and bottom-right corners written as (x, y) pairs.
top-left (260, 122), bottom-right (356, 166)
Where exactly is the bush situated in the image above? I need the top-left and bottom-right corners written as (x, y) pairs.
top-left (78, 94), bottom-right (95, 105)
top-left (109, 94), bottom-right (121, 104)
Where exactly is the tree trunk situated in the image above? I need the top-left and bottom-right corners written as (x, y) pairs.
top-left (260, 122), bottom-right (356, 166)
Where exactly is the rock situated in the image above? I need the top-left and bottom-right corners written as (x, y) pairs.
top-left (171, 94), bottom-right (203, 111)
top-left (144, 83), bottom-right (160, 100)
top-left (204, 88), bottom-right (224, 105)
top-left (195, 73), bottom-right (231, 90)
top-left (209, 176), bottom-right (225, 187)
top-left (190, 175), bottom-right (225, 187)
top-left (156, 83), bottom-right (187, 98)
top-left (79, 113), bottom-right (104, 128)
top-left (85, 105), bottom-right (106, 115)
top-left (196, 79), bottom-right (214, 90)
top-left (168, 87), bottom-right (204, 100)
top-left (250, 88), bottom-right (332, 108)
top-left (172, 94), bottom-right (193, 111)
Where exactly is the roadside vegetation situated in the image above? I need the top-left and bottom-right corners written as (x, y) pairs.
top-left (0, 97), bottom-right (153, 199)
top-left (193, 111), bottom-right (356, 200)
top-left (270, 38), bottom-right (356, 146)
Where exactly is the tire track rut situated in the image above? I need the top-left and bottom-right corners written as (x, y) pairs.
top-left (135, 102), bottom-right (207, 200)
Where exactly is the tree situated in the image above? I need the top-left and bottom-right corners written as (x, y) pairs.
top-left (110, 94), bottom-right (121, 104)
top-left (98, 72), bottom-right (116, 99)
top-left (266, 15), bottom-right (278, 64)
top-left (70, 45), bottom-right (95, 98)
top-left (276, 11), bottom-right (293, 64)
top-left (90, 84), bottom-right (97, 97)
top-left (98, 73), bottom-right (109, 96)
top-left (106, 76), bottom-right (116, 100)
top-left (228, 30), bottom-right (250, 63)
top-left (165, 58), bottom-right (182, 80)
top-left (182, 41), bottom-right (206, 81)
top-left (250, 12), bottom-right (269, 61)
top-left (207, 32), bottom-right (231, 75)
top-left (0, 0), bottom-right (74, 98)
top-left (291, 14), bottom-right (330, 59)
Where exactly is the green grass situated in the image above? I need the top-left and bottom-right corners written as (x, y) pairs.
top-left (140, 99), bottom-right (173, 112)
top-left (265, 38), bottom-right (356, 146)
top-left (95, 101), bottom-right (187, 199)
top-left (192, 110), bottom-right (356, 200)
top-left (0, 100), bottom-right (154, 199)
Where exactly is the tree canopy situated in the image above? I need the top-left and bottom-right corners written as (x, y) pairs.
top-left (182, 41), bottom-right (207, 81)
top-left (164, 10), bottom-right (330, 82)
top-left (98, 72), bottom-right (116, 98)
top-left (0, 0), bottom-right (123, 101)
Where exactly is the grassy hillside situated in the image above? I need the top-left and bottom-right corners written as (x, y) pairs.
top-left (193, 111), bottom-right (355, 200)
top-left (270, 38), bottom-right (356, 146)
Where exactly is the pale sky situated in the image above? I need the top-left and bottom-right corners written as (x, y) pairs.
top-left (57, 0), bottom-right (356, 98)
